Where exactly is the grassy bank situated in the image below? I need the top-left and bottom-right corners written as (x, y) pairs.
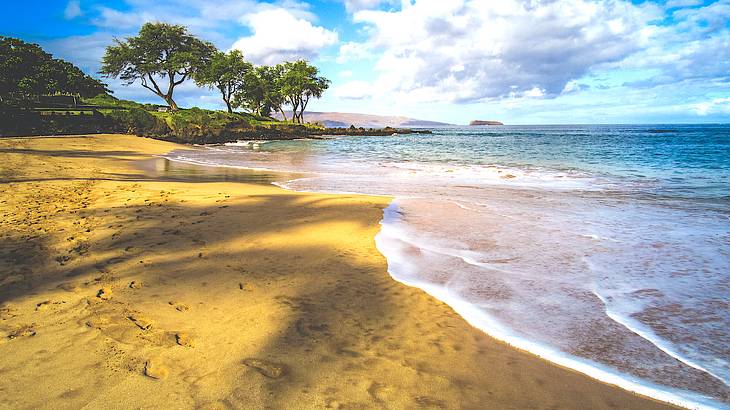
top-left (0, 95), bottom-right (429, 143)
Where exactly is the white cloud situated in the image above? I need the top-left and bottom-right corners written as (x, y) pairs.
top-left (232, 8), bottom-right (338, 65)
top-left (334, 80), bottom-right (374, 99)
top-left (347, 0), bottom-right (661, 103)
top-left (93, 7), bottom-right (155, 29)
top-left (336, 41), bottom-right (371, 63)
top-left (523, 87), bottom-right (546, 98)
top-left (338, 70), bottom-right (353, 78)
top-left (44, 32), bottom-right (115, 73)
top-left (694, 97), bottom-right (730, 115)
top-left (665, 0), bottom-right (703, 9)
top-left (342, 0), bottom-right (388, 12)
top-left (64, 0), bottom-right (82, 19)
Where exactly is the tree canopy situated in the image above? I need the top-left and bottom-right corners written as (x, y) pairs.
top-left (278, 60), bottom-right (330, 124)
top-left (232, 64), bottom-right (285, 118)
top-left (0, 36), bottom-right (109, 101)
top-left (193, 50), bottom-right (252, 113)
top-left (100, 23), bottom-right (215, 111)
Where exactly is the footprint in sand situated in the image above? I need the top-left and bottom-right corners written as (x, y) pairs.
top-left (128, 314), bottom-right (153, 330)
top-left (242, 358), bottom-right (286, 379)
top-left (7, 324), bottom-right (36, 339)
top-left (168, 301), bottom-right (190, 312)
top-left (129, 280), bottom-right (143, 289)
top-left (175, 332), bottom-right (195, 347)
top-left (97, 287), bottom-right (113, 300)
top-left (0, 304), bottom-right (17, 320)
top-left (144, 357), bottom-right (169, 380)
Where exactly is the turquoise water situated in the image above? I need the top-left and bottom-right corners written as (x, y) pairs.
top-left (167, 124), bottom-right (730, 408)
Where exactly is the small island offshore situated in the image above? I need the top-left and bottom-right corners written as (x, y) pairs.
top-left (0, 6), bottom-right (709, 410)
top-left (470, 120), bottom-right (504, 126)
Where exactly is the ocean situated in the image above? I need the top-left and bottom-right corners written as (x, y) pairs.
top-left (163, 124), bottom-right (730, 409)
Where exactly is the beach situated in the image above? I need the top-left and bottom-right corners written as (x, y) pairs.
top-left (0, 134), bottom-right (676, 409)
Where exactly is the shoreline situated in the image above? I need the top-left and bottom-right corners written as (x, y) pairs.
top-left (0, 134), bottom-right (678, 409)
top-left (161, 146), bottom-right (723, 409)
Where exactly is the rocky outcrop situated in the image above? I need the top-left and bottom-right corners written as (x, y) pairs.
top-left (469, 120), bottom-right (504, 126)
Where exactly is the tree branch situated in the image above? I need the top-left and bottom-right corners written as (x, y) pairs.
top-left (141, 74), bottom-right (164, 97)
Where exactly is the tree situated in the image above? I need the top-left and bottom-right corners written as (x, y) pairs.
top-left (235, 64), bottom-right (285, 118)
top-left (0, 36), bottom-right (108, 101)
top-left (100, 23), bottom-right (215, 111)
top-left (193, 50), bottom-right (252, 113)
top-left (278, 60), bottom-right (330, 123)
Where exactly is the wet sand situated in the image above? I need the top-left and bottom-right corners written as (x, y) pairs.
top-left (0, 134), bottom-right (675, 409)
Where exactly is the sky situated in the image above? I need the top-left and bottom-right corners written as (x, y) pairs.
top-left (3, 0), bottom-right (730, 124)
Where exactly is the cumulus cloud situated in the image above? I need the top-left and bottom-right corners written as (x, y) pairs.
top-left (231, 8), bottom-right (338, 65)
top-left (336, 41), bottom-right (372, 63)
top-left (64, 0), bottom-right (82, 19)
top-left (334, 80), bottom-right (374, 99)
top-left (347, 0), bottom-right (660, 103)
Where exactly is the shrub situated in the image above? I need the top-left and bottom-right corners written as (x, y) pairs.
top-left (106, 107), bottom-right (168, 135)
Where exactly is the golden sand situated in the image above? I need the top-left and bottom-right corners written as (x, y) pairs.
top-left (0, 134), bottom-right (674, 409)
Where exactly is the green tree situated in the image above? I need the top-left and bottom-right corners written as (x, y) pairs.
top-left (100, 23), bottom-right (215, 111)
top-left (193, 50), bottom-right (253, 113)
top-left (0, 36), bottom-right (108, 101)
top-left (235, 64), bottom-right (285, 118)
top-left (279, 60), bottom-right (329, 123)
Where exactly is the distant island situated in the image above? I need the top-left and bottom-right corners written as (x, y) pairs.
top-left (470, 120), bottom-right (504, 126)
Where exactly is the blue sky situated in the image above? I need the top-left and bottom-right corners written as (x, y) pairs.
top-left (3, 0), bottom-right (730, 124)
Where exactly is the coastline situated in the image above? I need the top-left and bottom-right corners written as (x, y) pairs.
top-left (0, 134), bottom-right (676, 409)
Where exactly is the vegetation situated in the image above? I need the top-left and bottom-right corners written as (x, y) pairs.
top-left (100, 23), bottom-right (216, 111)
top-left (193, 50), bottom-right (252, 113)
top-left (0, 28), bottom-right (417, 141)
top-left (101, 23), bottom-right (329, 121)
top-left (279, 60), bottom-right (330, 124)
top-left (0, 36), bottom-right (108, 102)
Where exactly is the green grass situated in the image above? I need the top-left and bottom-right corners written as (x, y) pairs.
top-left (82, 94), bottom-right (326, 130)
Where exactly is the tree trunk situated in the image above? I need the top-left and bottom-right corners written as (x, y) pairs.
top-left (225, 99), bottom-right (233, 114)
top-left (278, 107), bottom-right (288, 122)
top-left (165, 96), bottom-right (179, 111)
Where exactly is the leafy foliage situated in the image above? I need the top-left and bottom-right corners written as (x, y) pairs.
top-left (100, 23), bottom-right (215, 110)
top-left (105, 107), bottom-right (167, 134)
top-left (193, 50), bottom-right (253, 113)
top-left (233, 65), bottom-right (285, 118)
top-left (278, 60), bottom-right (330, 123)
top-left (0, 36), bottom-right (109, 101)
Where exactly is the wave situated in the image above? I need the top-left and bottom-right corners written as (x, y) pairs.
top-left (160, 149), bottom-right (729, 409)
top-left (590, 288), bottom-right (729, 387)
top-left (375, 200), bottom-right (727, 410)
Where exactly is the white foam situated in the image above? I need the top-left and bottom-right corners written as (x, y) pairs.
top-left (375, 200), bottom-right (727, 410)
top-left (223, 140), bottom-right (270, 147)
top-left (161, 154), bottom-right (287, 174)
top-left (591, 289), bottom-right (729, 387)
top-left (158, 148), bottom-right (729, 409)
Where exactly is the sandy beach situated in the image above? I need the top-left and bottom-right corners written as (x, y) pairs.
top-left (0, 134), bottom-right (675, 409)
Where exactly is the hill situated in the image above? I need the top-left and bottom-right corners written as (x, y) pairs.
top-left (274, 111), bottom-right (453, 128)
